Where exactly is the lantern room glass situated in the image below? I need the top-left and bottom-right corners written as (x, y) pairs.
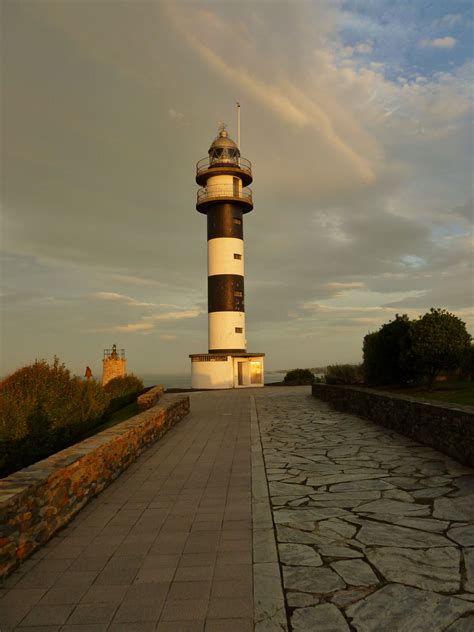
top-left (209, 146), bottom-right (240, 166)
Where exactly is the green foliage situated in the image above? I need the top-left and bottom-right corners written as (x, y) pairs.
top-left (325, 364), bottom-right (364, 385)
top-left (0, 357), bottom-right (110, 441)
top-left (103, 374), bottom-right (144, 415)
top-left (362, 308), bottom-right (472, 387)
top-left (283, 368), bottom-right (315, 385)
top-left (0, 358), bottom-right (110, 476)
top-left (402, 308), bottom-right (472, 386)
top-left (460, 345), bottom-right (474, 381)
top-left (104, 374), bottom-right (144, 399)
top-left (363, 314), bottom-right (415, 386)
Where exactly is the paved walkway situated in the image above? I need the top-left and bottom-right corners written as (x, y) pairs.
top-left (1, 386), bottom-right (473, 631)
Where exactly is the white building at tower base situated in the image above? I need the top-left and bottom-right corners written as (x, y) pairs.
top-left (190, 352), bottom-right (265, 390)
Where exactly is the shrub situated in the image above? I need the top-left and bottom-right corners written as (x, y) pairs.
top-left (402, 308), bottom-right (472, 387)
top-left (103, 374), bottom-right (144, 415)
top-left (283, 368), bottom-right (315, 385)
top-left (0, 358), bottom-right (109, 442)
top-left (325, 364), bottom-right (364, 385)
top-left (460, 345), bottom-right (474, 381)
top-left (362, 308), bottom-right (472, 388)
top-left (363, 314), bottom-right (415, 386)
top-left (0, 358), bottom-right (110, 475)
top-left (104, 374), bottom-right (144, 399)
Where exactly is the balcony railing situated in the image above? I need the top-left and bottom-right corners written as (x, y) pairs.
top-left (196, 156), bottom-right (252, 178)
top-left (197, 184), bottom-right (253, 205)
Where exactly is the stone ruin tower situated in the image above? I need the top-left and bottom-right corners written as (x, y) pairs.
top-left (102, 344), bottom-right (126, 386)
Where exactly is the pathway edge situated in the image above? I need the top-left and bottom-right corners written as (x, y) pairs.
top-left (251, 395), bottom-right (289, 631)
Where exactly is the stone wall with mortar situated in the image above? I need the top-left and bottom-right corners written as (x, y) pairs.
top-left (312, 383), bottom-right (474, 467)
top-left (137, 384), bottom-right (165, 412)
top-left (0, 394), bottom-right (189, 579)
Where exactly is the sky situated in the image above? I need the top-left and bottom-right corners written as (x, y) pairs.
top-left (1, 0), bottom-right (473, 377)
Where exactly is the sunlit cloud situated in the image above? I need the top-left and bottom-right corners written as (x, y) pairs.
top-left (146, 309), bottom-right (201, 322)
top-left (110, 322), bottom-right (155, 333)
top-left (89, 292), bottom-right (155, 307)
top-left (166, 3), bottom-right (377, 184)
top-left (420, 36), bottom-right (456, 49)
top-left (325, 282), bottom-right (367, 297)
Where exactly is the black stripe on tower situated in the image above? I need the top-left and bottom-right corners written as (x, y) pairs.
top-left (207, 203), bottom-right (243, 240)
top-left (208, 275), bottom-right (244, 312)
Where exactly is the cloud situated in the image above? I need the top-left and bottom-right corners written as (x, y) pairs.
top-left (160, 334), bottom-right (177, 341)
top-left (420, 36), bottom-right (456, 49)
top-left (108, 274), bottom-right (164, 287)
top-left (165, 3), bottom-right (377, 184)
top-left (168, 108), bottom-right (184, 121)
top-left (1, 2), bottom-right (472, 374)
top-left (92, 307), bottom-right (202, 336)
top-left (110, 322), bottom-right (155, 333)
top-left (146, 309), bottom-right (201, 322)
top-left (325, 282), bottom-right (367, 297)
top-left (354, 42), bottom-right (373, 55)
top-left (432, 14), bottom-right (462, 30)
top-left (89, 292), bottom-right (155, 307)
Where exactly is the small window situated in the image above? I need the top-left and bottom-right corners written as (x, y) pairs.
top-left (234, 291), bottom-right (243, 297)
top-left (234, 253), bottom-right (242, 260)
top-left (235, 327), bottom-right (243, 333)
top-left (233, 218), bottom-right (242, 225)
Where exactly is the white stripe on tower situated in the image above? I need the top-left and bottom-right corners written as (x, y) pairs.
top-left (208, 312), bottom-right (245, 352)
top-left (208, 238), bottom-right (244, 276)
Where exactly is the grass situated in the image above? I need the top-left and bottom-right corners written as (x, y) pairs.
top-left (377, 380), bottom-right (474, 407)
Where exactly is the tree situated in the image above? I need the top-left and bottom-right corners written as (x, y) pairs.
top-left (363, 314), bottom-right (414, 386)
top-left (402, 308), bottom-right (472, 386)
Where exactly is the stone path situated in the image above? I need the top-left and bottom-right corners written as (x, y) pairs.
top-left (1, 386), bottom-right (473, 631)
top-left (254, 388), bottom-right (474, 631)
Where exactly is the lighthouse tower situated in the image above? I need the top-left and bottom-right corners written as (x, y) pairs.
top-left (190, 125), bottom-right (265, 389)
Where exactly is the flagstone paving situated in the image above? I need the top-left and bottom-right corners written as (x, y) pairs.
top-left (254, 387), bottom-right (474, 631)
top-left (1, 385), bottom-right (473, 631)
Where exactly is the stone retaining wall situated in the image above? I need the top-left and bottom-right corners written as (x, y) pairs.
top-left (312, 384), bottom-right (474, 467)
top-left (0, 394), bottom-right (190, 579)
top-left (137, 384), bottom-right (165, 412)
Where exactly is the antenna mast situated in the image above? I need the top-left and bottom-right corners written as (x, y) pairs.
top-left (236, 102), bottom-right (241, 149)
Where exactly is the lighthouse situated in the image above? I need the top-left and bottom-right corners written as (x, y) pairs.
top-left (190, 124), bottom-right (265, 389)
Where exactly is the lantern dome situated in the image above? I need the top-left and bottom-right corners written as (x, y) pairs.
top-left (208, 127), bottom-right (240, 166)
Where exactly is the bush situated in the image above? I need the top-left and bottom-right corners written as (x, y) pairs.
top-left (362, 308), bottom-right (472, 388)
top-left (103, 375), bottom-right (144, 415)
top-left (363, 314), bottom-right (415, 386)
top-left (402, 308), bottom-right (472, 387)
top-left (0, 358), bottom-right (110, 476)
top-left (0, 358), bottom-right (109, 442)
top-left (104, 374), bottom-right (144, 399)
top-left (283, 368), bottom-right (315, 385)
top-left (460, 345), bottom-right (474, 381)
top-left (325, 364), bottom-right (364, 385)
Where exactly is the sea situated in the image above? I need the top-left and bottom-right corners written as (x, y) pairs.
top-left (139, 370), bottom-right (286, 389)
